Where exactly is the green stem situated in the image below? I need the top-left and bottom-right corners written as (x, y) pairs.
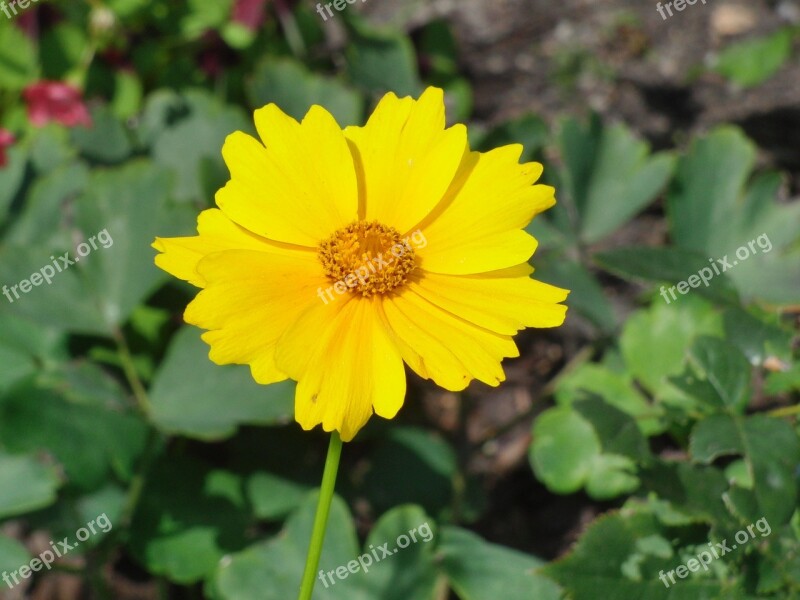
top-left (768, 404), bottom-right (800, 418)
top-left (113, 328), bottom-right (151, 416)
top-left (298, 433), bottom-right (343, 600)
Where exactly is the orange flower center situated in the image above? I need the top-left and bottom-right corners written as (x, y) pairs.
top-left (318, 221), bottom-right (417, 297)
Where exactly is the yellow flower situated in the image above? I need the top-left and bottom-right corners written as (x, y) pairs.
top-left (153, 87), bottom-right (568, 442)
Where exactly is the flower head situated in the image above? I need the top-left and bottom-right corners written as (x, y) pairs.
top-left (23, 81), bottom-right (92, 128)
top-left (153, 87), bottom-right (568, 441)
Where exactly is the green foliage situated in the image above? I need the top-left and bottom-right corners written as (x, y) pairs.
top-left (713, 29), bottom-right (794, 88)
top-left (667, 128), bottom-right (800, 305)
top-left (211, 496), bottom-right (560, 600)
top-left (0, 24), bottom-right (38, 89)
top-left (0, 3), bottom-right (798, 599)
top-left (148, 327), bottom-right (295, 439)
top-left (344, 16), bottom-right (423, 97)
top-left (0, 452), bottom-right (61, 518)
top-left (247, 59), bottom-right (364, 126)
top-left (556, 114), bottom-right (675, 244)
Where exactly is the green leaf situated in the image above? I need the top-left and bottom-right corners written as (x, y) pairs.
top-left (765, 364), bottom-right (800, 395)
top-left (151, 90), bottom-right (249, 202)
top-left (755, 524), bottom-right (800, 595)
top-left (26, 484), bottom-right (126, 553)
top-left (674, 337), bottom-right (751, 412)
top-left (714, 29), bottom-right (793, 88)
top-left (667, 128), bottom-right (800, 305)
top-left (40, 23), bottom-right (88, 80)
top-left (542, 510), bottom-right (723, 599)
top-left (106, 0), bottom-right (150, 18)
top-left (0, 145), bottom-right (27, 225)
top-left (345, 17), bottom-right (422, 97)
top-left (0, 383), bottom-right (148, 491)
top-left (573, 396), bottom-right (652, 461)
top-left (530, 407), bottom-right (601, 495)
top-left (149, 327), bottom-right (294, 440)
top-left (75, 160), bottom-right (194, 329)
top-left (639, 461), bottom-right (732, 527)
top-left (28, 125), bottom-right (78, 174)
top-left (534, 259), bottom-right (616, 332)
top-left (214, 495), bottom-right (556, 600)
top-left (0, 312), bottom-right (65, 392)
top-left (0, 535), bottom-right (31, 576)
top-left (595, 246), bottom-right (740, 305)
top-left (439, 527), bottom-right (561, 600)
top-left (246, 472), bottom-right (311, 521)
top-left (358, 506), bottom-right (440, 600)
top-left (0, 24), bottom-right (38, 89)
top-left (585, 454), bottom-right (639, 500)
top-left (690, 414), bottom-right (800, 526)
top-left (211, 492), bottom-right (360, 600)
top-left (220, 22), bottom-right (257, 50)
top-left (556, 364), bottom-right (664, 435)
top-left (722, 307), bottom-right (794, 366)
top-left (71, 106), bottom-right (132, 163)
top-left (0, 452), bottom-right (61, 518)
top-left (1, 161), bottom-right (190, 335)
top-left (110, 70), bottom-right (144, 119)
top-left (668, 127), bottom-right (755, 253)
top-left (247, 59), bottom-right (364, 127)
top-left (6, 161), bottom-right (89, 246)
top-left (619, 297), bottom-right (723, 401)
top-left (418, 20), bottom-right (460, 77)
top-left (558, 115), bottom-right (675, 243)
top-left (181, 0), bottom-right (234, 38)
top-left (364, 427), bottom-right (457, 517)
top-left (131, 457), bottom-right (250, 584)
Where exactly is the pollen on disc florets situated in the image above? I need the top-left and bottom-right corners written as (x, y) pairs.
top-left (318, 221), bottom-right (417, 297)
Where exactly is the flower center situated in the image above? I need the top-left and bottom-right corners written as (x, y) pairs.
top-left (318, 221), bottom-right (416, 297)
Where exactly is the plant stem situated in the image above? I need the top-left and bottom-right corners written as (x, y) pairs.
top-left (113, 328), bottom-right (151, 416)
top-left (768, 404), bottom-right (800, 418)
top-left (297, 432), bottom-right (343, 600)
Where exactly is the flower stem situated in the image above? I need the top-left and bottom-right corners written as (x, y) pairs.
top-left (298, 432), bottom-right (343, 600)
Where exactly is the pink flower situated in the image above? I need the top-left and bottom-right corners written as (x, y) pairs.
top-left (0, 129), bottom-right (15, 168)
top-left (22, 81), bottom-right (92, 128)
top-left (232, 0), bottom-right (270, 31)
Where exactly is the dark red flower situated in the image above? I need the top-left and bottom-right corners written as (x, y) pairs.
top-left (22, 81), bottom-right (92, 128)
top-left (232, 0), bottom-right (270, 31)
top-left (0, 129), bottom-right (15, 168)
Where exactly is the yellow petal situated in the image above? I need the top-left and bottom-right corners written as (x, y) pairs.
top-left (345, 88), bottom-right (468, 232)
top-left (416, 144), bottom-right (556, 274)
top-left (152, 208), bottom-right (302, 287)
top-left (411, 267), bottom-right (569, 335)
top-left (382, 289), bottom-right (519, 390)
top-left (275, 297), bottom-right (406, 441)
top-left (216, 104), bottom-right (358, 246)
top-left (184, 249), bottom-right (327, 384)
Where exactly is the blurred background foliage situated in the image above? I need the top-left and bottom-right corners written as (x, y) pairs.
top-left (0, 0), bottom-right (799, 598)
